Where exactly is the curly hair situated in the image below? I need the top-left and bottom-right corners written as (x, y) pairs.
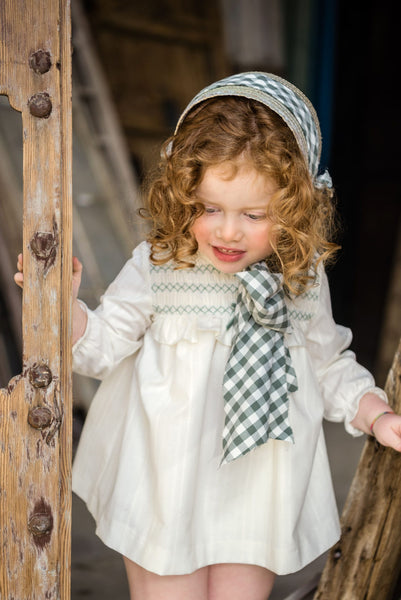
top-left (142, 96), bottom-right (339, 295)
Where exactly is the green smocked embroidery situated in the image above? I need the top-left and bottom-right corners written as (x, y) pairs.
top-left (154, 304), bottom-right (233, 315)
top-left (151, 281), bottom-right (238, 295)
top-left (150, 262), bottom-right (219, 275)
top-left (151, 260), bottom-right (237, 316)
top-left (287, 309), bottom-right (314, 321)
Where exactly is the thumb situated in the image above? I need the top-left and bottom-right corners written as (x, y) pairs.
top-left (72, 256), bottom-right (83, 300)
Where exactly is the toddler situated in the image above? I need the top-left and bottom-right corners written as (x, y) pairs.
top-left (15, 72), bottom-right (401, 600)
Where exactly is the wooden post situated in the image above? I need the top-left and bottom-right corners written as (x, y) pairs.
top-left (314, 337), bottom-right (401, 599)
top-left (0, 1), bottom-right (72, 598)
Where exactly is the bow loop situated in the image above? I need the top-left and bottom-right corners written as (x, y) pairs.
top-left (235, 264), bottom-right (290, 331)
top-left (314, 169), bottom-right (333, 190)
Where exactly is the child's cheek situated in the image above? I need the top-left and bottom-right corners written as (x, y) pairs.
top-left (253, 224), bottom-right (275, 257)
top-left (191, 216), bottom-right (209, 245)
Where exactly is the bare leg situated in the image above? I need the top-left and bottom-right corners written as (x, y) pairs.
top-left (208, 563), bottom-right (276, 600)
top-left (123, 556), bottom-right (208, 600)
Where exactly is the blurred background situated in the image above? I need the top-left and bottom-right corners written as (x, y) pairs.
top-left (0, 0), bottom-right (400, 598)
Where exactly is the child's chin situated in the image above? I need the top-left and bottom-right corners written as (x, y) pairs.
top-left (210, 258), bottom-right (246, 274)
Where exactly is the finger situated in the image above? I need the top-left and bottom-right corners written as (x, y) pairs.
top-left (387, 430), bottom-right (401, 453)
top-left (14, 272), bottom-right (23, 288)
top-left (375, 417), bottom-right (401, 452)
top-left (17, 253), bottom-right (23, 271)
top-left (72, 256), bottom-right (83, 273)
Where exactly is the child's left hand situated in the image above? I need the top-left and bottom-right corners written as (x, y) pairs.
top-left (351, 392), bottom-right (401, 452)
top-left (370, 412), bottom-right (401, 452)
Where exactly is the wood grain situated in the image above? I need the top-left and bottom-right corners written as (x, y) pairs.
top-left (0, 1), bottom-right (72, 598)
top-left (314, 338), bottom-right (401, 599)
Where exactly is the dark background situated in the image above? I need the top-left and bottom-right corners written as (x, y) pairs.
top-left (328, 1), bottom-right (400, 376)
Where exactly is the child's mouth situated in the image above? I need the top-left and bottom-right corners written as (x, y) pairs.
top-left (212, 246), bottom-right (245, 261)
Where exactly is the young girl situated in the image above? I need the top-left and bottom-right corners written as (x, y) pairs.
top-left (15, 72), bottom-right (401, 599)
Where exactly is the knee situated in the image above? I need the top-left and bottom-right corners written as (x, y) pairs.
top-left (208, 563), bottom-right (275, 600)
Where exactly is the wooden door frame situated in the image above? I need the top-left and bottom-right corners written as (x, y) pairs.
top-left (0, 1), bottom-right (72, 598)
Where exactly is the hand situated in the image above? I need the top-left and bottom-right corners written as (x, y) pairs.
top-left (14, 253), bottom-right (83, 301)
top-left (371, 412), bottom-right (401, 452)
top-left (351, 392), bottom-right (401, 452)
top-left (14, 253), bottom-right (23, 288)
top-left (14, 253), bottom-right (87, 343)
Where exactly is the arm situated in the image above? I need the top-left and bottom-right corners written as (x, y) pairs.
top-left (71, 244), bottom-right (153, 379)
top-left (15, 245), bottom-right (153, 379)
top-left (305, 265), bottom-right (401, 451)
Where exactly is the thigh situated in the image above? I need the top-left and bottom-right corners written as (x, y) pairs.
top-left (208, 563), bottom-right (276, 600)
top-left (123, 556), bottom-right (209, 600)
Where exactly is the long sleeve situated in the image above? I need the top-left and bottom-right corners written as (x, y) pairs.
top-left (304, 267), bottom-right (387, 435)
top-left (72, 242), bottom-right (153, 380)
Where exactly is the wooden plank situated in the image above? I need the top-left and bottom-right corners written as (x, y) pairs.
top-left (375, 218), bottom-right (401, 387)
top-left (0, 0), bottom-right (72, 598)
top-left (72, 0), bottom-right (144, 247)
top-left (82, 0), bottom-right (227, 175)
top-left (314, 338), bottom-right (401, 599)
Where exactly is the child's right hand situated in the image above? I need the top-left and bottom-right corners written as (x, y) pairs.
top-left (14, 253), bottom-right (83, 301)
top-left (14, 253), bottom-right (87, 343)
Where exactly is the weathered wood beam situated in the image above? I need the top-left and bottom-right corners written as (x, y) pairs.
top-left (0, 1), bottom-right (72, 598)
top-left (314, 337), bottom-right (401, 599)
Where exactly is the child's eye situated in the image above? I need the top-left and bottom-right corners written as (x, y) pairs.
top-left (245, 213), bottom-right (266, 221)
top-left (204, 206), bottom-right (219, 214)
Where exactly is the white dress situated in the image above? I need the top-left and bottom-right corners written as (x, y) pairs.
top-left (72, 241), bottom-right (386, 576)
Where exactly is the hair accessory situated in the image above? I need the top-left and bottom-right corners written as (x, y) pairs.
top-left (314, 169), bottom-right (333, 190)
top-left (370, 410), bottom-right (394, 435)
top-left (174, 71), bottom-right (331, 188)
top-left (222, 262), bottom-right (297, 463)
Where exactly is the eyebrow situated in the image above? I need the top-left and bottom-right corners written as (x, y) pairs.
top-left (199, 199), bottom-right (268, 211)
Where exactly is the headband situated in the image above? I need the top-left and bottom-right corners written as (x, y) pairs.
top-left (174, 71), bottom-right (332, 189)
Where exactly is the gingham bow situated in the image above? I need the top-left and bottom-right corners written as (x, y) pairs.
top-left (222, 263), bottom-right (297, 463)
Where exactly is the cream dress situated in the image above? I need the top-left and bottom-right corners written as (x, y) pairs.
top-left (72, 241), bottom-right (385, 576)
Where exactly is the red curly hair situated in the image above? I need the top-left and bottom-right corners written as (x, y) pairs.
top-left (142, 96), bottom-right (339, 294)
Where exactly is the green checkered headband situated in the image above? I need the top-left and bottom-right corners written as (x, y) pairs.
top-left (175, 72), bottom-right (330, 463)
top-left (175, 71), bottom-right (332, 189)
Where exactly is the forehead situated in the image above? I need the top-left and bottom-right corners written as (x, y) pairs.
top-left (198, 162), bottom-right (276, 196)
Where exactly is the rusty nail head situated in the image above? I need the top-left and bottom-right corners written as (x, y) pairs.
top-left (28, 92), bottom-right (52, 118)
top-left (30, 231), bottom-right (56, 260)
top-left (29, 363), bottom-right (52, 388)
top-left (28, 513), bottom-right (53, 537)
top-left (28, 406), bottom-right (53, 430)
top-left (29, 50), bottom-right (52, 74)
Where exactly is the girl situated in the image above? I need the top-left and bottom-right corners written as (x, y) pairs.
top-left (15, 72), bottom-right (401, 600)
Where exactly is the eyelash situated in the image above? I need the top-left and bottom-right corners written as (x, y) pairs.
top-left (245, 213), bottom-right (265, 221)
top-left (204, 207), bottom-right (265, 221)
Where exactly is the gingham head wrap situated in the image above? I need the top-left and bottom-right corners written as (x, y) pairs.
top-left (174, 71), bottom-right (332, 189)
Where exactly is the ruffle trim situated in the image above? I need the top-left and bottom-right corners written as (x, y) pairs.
top-left (150, 314), bottom-right (306, 348)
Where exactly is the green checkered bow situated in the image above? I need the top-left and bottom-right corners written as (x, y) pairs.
top-left (222, 262), bottom-right (297, 463)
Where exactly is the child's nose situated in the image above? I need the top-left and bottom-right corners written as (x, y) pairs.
top-left (216, 217), bottom-right (242, 242)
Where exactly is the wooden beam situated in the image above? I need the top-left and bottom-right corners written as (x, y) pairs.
top-left (0, 1), bottom-right (72, 598)
top-left (314, 337), bottom-right (401, 599)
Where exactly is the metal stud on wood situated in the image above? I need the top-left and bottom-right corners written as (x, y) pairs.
top-left (0, 1), bottom-right (72, 598)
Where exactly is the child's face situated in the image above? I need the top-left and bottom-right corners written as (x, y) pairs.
top-left (192, 162), bottom-right (276, 273)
